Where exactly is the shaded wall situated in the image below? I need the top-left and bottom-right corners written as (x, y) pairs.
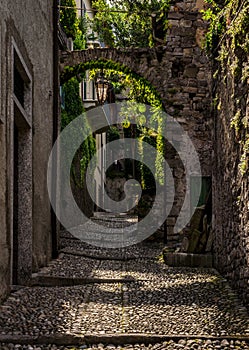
top-left (213, 52), bottom-right (249, 307)
top-left (0, 0), bottom-right (55, 300)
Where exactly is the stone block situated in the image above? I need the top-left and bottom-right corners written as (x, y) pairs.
top-left (168, 19), bottom-right (180, 27)
top-left (194, 0), bottom-right (205, 10)
top-left (180, 19), bottom-right (193, 27)
top-left (184, 66), bottom-right (199, 78)
top-left (183, 48), bottom-right (193, 56)
top-left (205, 229), bottom-right (214, 252)
top-left (163, 252), bottom-right (213, 268)
top-left (166, 225), bottom-right (174, 236)
top-left (166, 217), bottom-right (176, 226)
top-left (168, 12), bottom-right (184, 20)
top-left (189, 206), bottom-right (205, 230)
top-left (183, 86), bottom-right (198, 93)
top-left (184, 14), bottom-right (198, 21)
top-left (187, 229), bottom-right (201, 253)
top-left (181, 236), bottom-right (189, 252)
top-left (174, 27), bottom-right (196, 37)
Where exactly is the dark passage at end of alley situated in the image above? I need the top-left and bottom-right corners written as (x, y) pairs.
top-left (0, 214), bottom-right (248, 350)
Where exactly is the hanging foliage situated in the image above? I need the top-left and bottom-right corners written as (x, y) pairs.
top-left (61, 77), bottom-right (96, 187)
top-left (62, 58), bottom-right (166, 189)
top-left (202, 0), bottom-right (249, 175)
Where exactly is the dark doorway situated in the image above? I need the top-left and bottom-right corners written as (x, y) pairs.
top-left (11, 46), bottom-right (33, 285)
top-left (12, 122), bottom-right (19, 285)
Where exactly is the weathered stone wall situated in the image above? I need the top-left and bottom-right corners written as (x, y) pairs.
top-left (213, 50), bottom-right (249, 307)
top-left (0, 1), bottom-right (55, 300)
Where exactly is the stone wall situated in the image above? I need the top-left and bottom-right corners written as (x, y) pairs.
top-left (0, 1), bottom-right (55, 300)
top-left (213, 48), bottom-right (249, 307)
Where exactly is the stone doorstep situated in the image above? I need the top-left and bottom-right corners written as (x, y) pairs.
top-left (0, 334), bottom-right (248, 346)
top-left (163, 252), bottom-right (213, 268)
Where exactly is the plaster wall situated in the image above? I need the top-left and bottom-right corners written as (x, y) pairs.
top-left (0, 0), bottom-right (55, 300)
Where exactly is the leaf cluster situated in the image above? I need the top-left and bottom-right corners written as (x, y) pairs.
top-left (91, 0), bottom-right (170, 48)
top-left (202, 0), bottom-right (249, 175)
top-left (60, 0), bottom-right (87, 49)
top-left (61, 78), bottom-right (96, 187)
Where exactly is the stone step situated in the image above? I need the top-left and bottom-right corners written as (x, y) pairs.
top-left (91, 212), bottom-right (138, 228)
top-left (30, 275), bottom-right (137, 287)
top-left (0, 333), bottom-right (248, 347)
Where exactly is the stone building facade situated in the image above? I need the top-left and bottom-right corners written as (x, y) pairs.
top-left (0, 1), bottom-right (58, 301)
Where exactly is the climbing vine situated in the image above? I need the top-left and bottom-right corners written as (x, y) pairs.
top-left (60, 0), bottom-right (87, 49)
top-left (202, 0), bottom-right (249, 175)
top-left (62, 58), bottom-right (166, 188)
top-left (60, 1), bottom-right (96, 188)
top-left (61, 78), bottom-right (96, 188)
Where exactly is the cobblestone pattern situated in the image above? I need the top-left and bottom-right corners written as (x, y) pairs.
top-left (0, 245), bottom-right (248, 339)
top-left (59, 232), bottom-right (164, 260)
top-left (1, 339), bottom-right (249, 349)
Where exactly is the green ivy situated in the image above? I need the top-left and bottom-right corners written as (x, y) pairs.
top-left (60, 0), bottom-right (87, 49)
top-left (202, 0), bottom-right (249, 176)
top-left (108, 126), bottom-right (120, 142)
top-left (61, 59), bottom-right (166, 190)
top-left (61, 78), bottom-right (96, 187)
top-left (61, 59), bottom-right (162, 108)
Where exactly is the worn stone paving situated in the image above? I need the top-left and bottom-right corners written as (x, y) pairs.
top-left (0, 228), bottom-right (249, 349)
top-left (1, 340), bottom-right (249, 350)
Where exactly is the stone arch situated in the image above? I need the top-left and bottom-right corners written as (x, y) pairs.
top-left (60, 48), bottom-right (170, 109)
top-left (59, 0), bottom-right (211, 117)
top-left (60, 52), bottom-right (188, 245)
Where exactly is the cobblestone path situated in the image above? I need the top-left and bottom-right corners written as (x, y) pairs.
top-left (0, 225), bottom-right (249, 349)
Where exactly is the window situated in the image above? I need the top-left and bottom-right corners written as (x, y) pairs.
top-left (14, 65), bottom-right (25, 107)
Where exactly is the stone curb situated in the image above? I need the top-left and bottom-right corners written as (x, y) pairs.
top-left (0, 333), bottom-right (249, 345)
top-left (0, 333), bottom-right (249, 346)
top-left (84, 334), bottom-right (249, 345)
top-left (30, 276), bottom-right (138, 287)
top-left (163, 252), bottom-right (213, 268)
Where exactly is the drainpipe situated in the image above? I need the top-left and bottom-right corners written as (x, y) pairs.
top-left (51, 0), bottom-right (60, 259)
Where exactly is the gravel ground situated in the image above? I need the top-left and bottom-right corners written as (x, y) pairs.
top-left (0, 266), bottom-right (248, 338)
top-left (123, 277), bottom-right (249, 335)
top-left (94, 261), bottom-right (124, 279)
top-left (78, 284), bottom-right (123, 334)
top-left (59, 231), bottom-right (164, 260)
top-left (0, 286), bottom-right (92, 336)
top-left (37, 255), bottom-right (100, 279)
top-left (0, 226), bottom-right (248, 348)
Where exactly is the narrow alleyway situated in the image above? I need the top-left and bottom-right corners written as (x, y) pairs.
top-left (0, 215), bottom-right (249, 350)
